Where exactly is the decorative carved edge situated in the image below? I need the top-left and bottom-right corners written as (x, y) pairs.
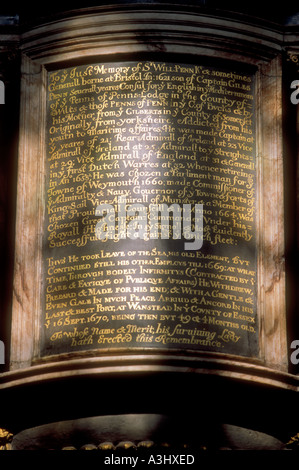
top-left (0, 428), bottom-right (13, 450)
top-left (285, 433), bottom-right (299, 449)
top-left (61, 440), bottom-right (206, 451)
top-left (286, 51), bottom-right (299, 69)
top-left (21, 7), bottom-right (282, 66)
top-left (1, 353), bottom-right (299, 392)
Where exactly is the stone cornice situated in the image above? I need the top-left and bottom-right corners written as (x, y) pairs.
top-left (16, 6), bottom-right (284, 66)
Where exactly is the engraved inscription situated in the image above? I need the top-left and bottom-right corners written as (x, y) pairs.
top-left (42, 61), bottom-right (257, 357)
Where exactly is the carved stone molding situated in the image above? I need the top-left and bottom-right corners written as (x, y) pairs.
top-left (10, 415), bottom-right (285, 450)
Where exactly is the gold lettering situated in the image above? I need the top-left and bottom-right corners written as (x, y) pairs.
top-left (43, 60), bottom-right (257, 357)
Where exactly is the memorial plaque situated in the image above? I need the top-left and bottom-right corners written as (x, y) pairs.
top-left (42, 60), bottom-right (257, 358)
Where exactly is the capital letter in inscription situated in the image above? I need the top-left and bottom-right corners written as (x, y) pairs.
top-left (290, 80), bottom-right (299, 105)
top-left (0, 80), bottom-right (4, 104)
top-left (95, 204), bottom-right (115, 240)
top-left (183, 204), bottom-right (203, 251)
